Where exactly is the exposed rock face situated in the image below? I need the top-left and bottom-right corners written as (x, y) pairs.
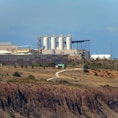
top-left (0, 83), bottom-right (118, 118)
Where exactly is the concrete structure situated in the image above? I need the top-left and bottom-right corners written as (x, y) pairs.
top-left (39, 35), bottom-right (90, 60)
top-left (43, 36), bottom-right (49, 50)
top-left (0, 50), bottom-right (11, 55)
top-left (66, 35), bottom-right (72, 50)
top-left (0, 42), bottom-right (18, 52)
top-left (0, 54), bottom-right (68, 66)
top-left (51, 36), bottom-right (56, 50)
top-left (58, 36), bottom-right (64, 50)
top-left (13, 48), bottom-right (32, 55)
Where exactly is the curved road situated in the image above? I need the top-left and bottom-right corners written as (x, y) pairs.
top-left (47, 68), bottom-right (83, 81)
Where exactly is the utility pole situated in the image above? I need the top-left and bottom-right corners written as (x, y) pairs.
top-left (110, 40), bottom-right (112, 59)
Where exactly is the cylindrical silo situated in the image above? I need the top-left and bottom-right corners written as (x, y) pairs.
top-left (51, 36), bottom-right (56, 50)
top-left (66, 35), bottom-right (72, 50)
top-left (58, 36), bottom-right (64, 50)
top-left (43, 36), bottom-right (49, 50)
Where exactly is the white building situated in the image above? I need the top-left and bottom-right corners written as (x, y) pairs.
top-left (91, 54), bottom-right (111, 60)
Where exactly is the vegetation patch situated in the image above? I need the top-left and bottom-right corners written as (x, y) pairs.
top-left (26, 75), bottom-right (36, 80)
top-left (101, 84), bottom-right (118, 89)
top-left (85, 60), bottom-right (118, 70)
top-left (32, 63), bottom-right (42, 67)
top-left (54, 79), bottom-right (79, 87)
top-left (8, 74), bottom-right (36, 83)
top-left (12, 71), bottom-right (21, 77)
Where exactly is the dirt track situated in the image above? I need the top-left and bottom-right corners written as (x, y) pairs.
top-left (0, 65), bottom-right (118, 88)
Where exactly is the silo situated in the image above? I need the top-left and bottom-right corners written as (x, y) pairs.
top-left (43, 36), bottom-right (49, 50)
top-left (58, 36), bottom-right (64, 50)
top-left (66, 35), bottom-right (72, 50)
top-left (51, 36), bottom-right (56, 50)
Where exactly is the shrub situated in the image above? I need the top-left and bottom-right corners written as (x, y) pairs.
top-left (32, 63), bottom-right (41, 67)
top-left (56, 79), bottom-right (70, 85)
top-left (13, 72), bottom-right (21, 77)
top-left (83, 64), bottom-right (89, 73)
top-left (27, 75), bottom-right (35, 80)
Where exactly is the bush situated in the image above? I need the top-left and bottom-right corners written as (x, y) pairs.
top-left (13, 72), bottom-right (21, 77)
top-left (56, 79), bottom-right (70, 85)
top-left (83, 64), bottom-right (89, 73)
top-left (32, 63), bottom-right (42, 67)
top-left (27, 75), bottom-right (35, 80)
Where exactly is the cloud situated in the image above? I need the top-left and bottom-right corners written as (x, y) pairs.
top-left (106, 26), bottom-right (118, 33)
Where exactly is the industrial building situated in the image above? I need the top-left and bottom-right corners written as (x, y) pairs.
top-left (0, 42), bottom-right (18, 54)
top-left (0, 35), bottom-right (90, 65)
top-left (37, 35), bottom-right (90, 60)
top-left (0, 35), bottom-right (90, 59)
top-left (0, 54), bottom-right (68, 66)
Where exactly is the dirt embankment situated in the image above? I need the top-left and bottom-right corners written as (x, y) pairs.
top-left (89, 69), bottom-right (118, 79)
top-left (0, 83), bottom-right (118, 118)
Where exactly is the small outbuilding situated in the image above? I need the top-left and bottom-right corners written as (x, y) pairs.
top-left (55, 64), bottom-right (66, 69)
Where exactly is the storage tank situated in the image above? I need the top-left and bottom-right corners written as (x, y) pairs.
top-left (51, 36), bottom-right (56, 50)
top-left (66, 35), bottom-right (72, 50)
top-left (43, 36), bottom-right (49, 50)
top-left (91, 54), bottom-right (111, 60)
top-left (58, 36), bottom-right (64, 50)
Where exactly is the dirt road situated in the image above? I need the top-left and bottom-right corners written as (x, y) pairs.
top-left (47, 68), bottom-right (83, 81)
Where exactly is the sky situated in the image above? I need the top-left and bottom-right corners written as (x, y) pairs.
top-left (0, 0), bottom-right (118, 58)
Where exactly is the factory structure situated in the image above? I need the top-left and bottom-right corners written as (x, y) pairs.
top-left (37, 35), bottom-right (90, 60)
top-left (0, 35), bottom-right (90, 66)
top-left (0, 42), bottom-right (18, 54)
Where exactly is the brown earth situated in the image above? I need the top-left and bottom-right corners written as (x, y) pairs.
top-left (89, 69), bottom-right (118, 79)
top-left (0, 83), bottom-right (118, 118)
top-left (0, 66), bottom-right (118, 118)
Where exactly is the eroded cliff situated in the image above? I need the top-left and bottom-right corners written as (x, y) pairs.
top-left (0, 83), bottom-right (118, 118)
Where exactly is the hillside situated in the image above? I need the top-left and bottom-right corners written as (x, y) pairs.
top-left (0, 65), bottom-right (117, 118)
top-left (0, 83), bottom-right (118, 118)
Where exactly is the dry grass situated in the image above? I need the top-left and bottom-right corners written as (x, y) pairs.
top-left (56, 70), bottom-right (118, 88)
top-left (0, 65), bottom-right (118, 88)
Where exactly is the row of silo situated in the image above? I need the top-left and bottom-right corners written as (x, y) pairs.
top-left (58, 36), bottom-right (64, 50)
top-left (66, 35), bottom-right (72, 50)
top-left (42, 35), bottom-right (72, 50)
top-left (51, 36), bottom-right (56, 50)
top-left (43, 36), bottom-right (49, 50)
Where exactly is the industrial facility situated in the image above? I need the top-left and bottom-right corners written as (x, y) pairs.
top-left (0, 35), bottom-right (90, 58)
top-left (0, 42), bottom-right (18, 54)
top-left (37, 35), bottom-right (90, 60)
top-left (0, 35), bottom-right (90, 66)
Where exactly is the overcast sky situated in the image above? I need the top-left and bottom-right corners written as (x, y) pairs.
top-left (0, 0), bottom-right (118, 58)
